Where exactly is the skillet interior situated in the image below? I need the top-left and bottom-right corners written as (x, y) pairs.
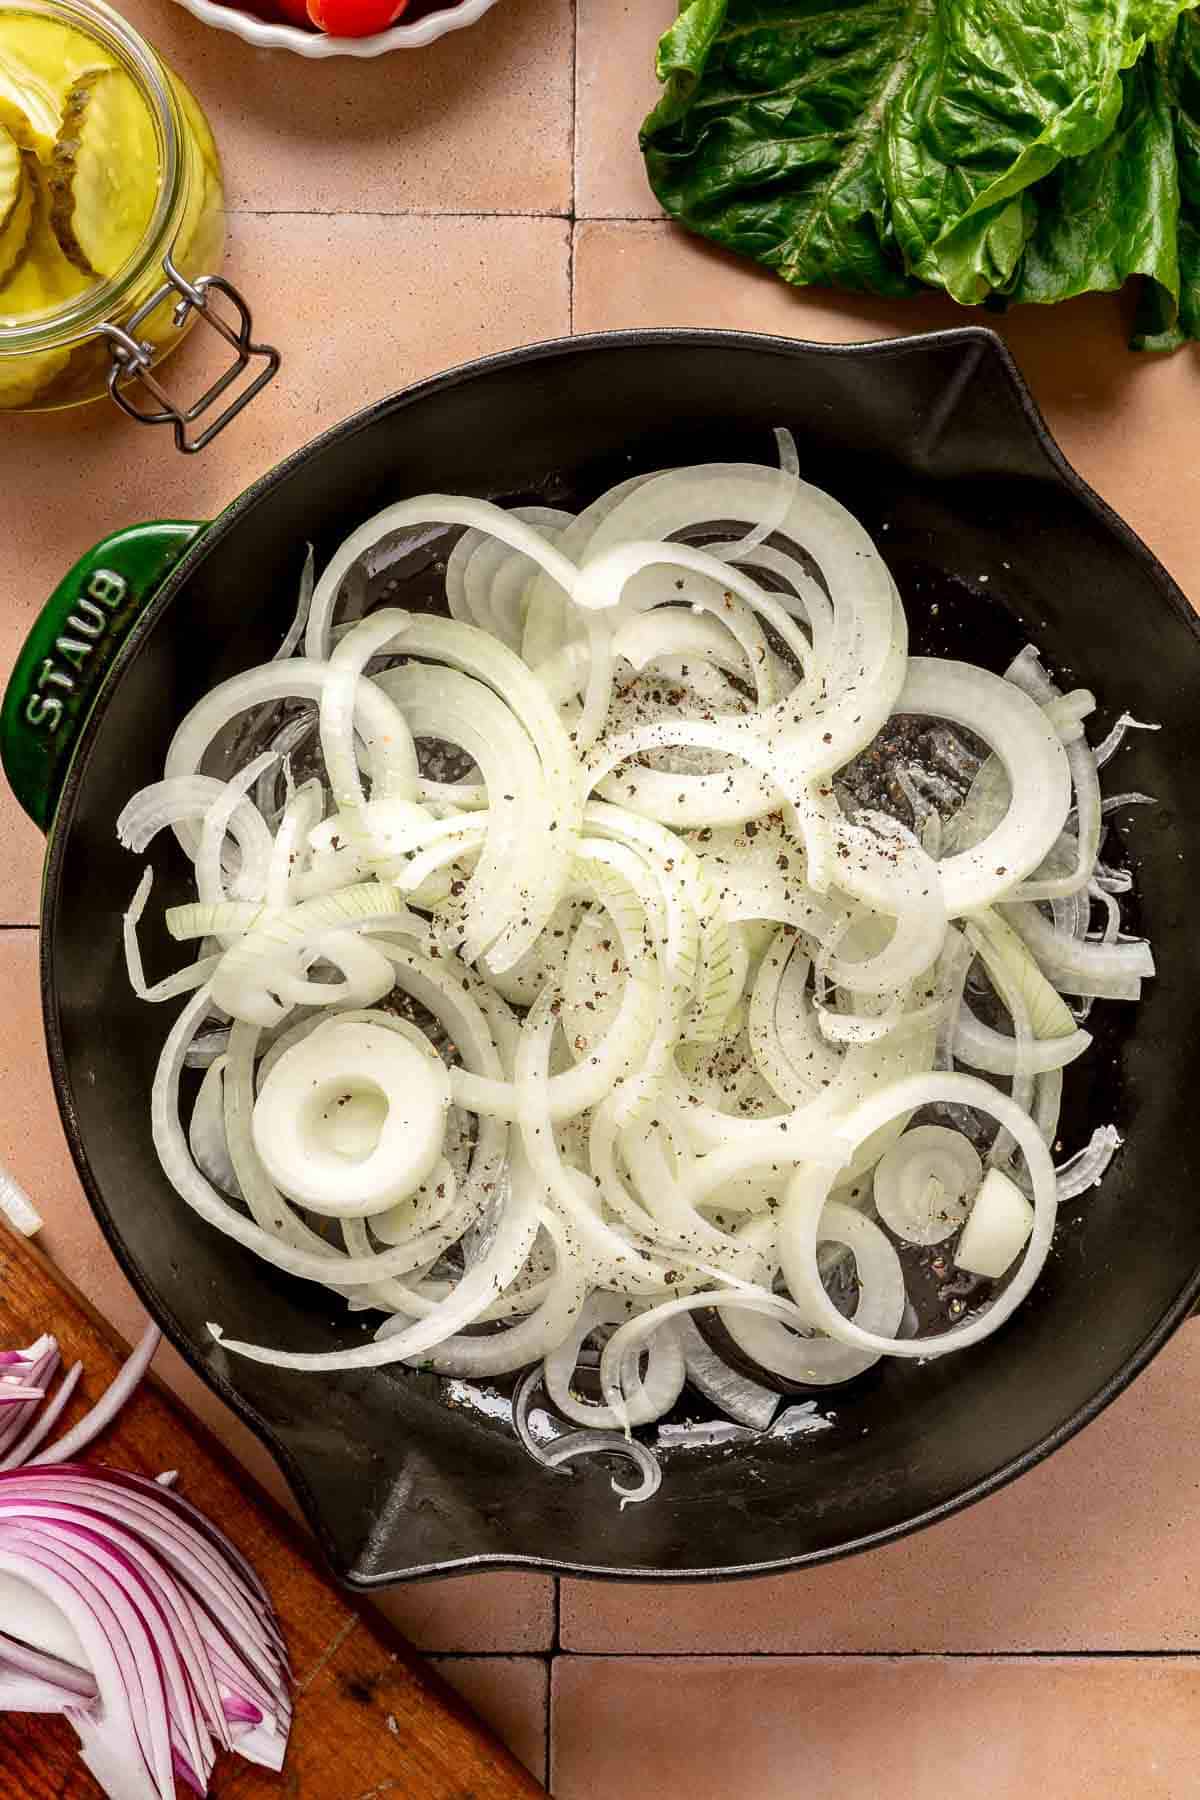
top-left (42, 328), bottom-right (1200, 1584)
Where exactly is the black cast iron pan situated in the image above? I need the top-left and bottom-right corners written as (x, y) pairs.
top-left (4, 326), bottom-right (1199, 1587)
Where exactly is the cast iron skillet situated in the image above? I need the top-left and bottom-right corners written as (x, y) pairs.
top-left (5, 327), bottom-right (1199, 1588)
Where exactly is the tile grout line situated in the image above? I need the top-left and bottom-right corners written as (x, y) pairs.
top-left (545, 1653), bottom-right (556, 1795)
top-left (570, 0), bottom-right (578, 224)
top-left (546, 1579), bottom-right (562, 1792)
top-left (225, 209), bottom-right (666, 223)
top-left (567, 0), bottom-right (579, 335)
top-left (227, 207), bottom-right (579, 221)
top-left (571, 214), bottom-right (670, 225)
top-left (425, 1651), bottom-right (550, 1664)
top-left (549, 1647), bottom-right (1200, 1662)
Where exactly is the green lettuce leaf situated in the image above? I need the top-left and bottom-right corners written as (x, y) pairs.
top-left (1132, 12), bottom-right (1200, 346)
top-left (884, 1), bottom-right (1162, 301)
top-left (641, 0), bottom-right (925, 299)
top-left (1006, 49), bottom-right (1180, 316)
top-left (641, 0), bottom-right (1200, 341)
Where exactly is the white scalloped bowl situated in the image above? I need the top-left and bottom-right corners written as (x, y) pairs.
top-left (169, 0), bottom-right (500, 58)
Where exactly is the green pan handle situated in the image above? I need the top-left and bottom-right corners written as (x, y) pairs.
top-left (1, 520), bottom-right (205, 833)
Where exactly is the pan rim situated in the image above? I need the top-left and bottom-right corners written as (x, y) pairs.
top-left (39, 322), bottom-right (1200, 1585)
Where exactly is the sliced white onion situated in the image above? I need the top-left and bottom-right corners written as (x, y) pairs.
top-left (1001, 900), bottom-right (1154, 993)
top-left (674, 1314), bottom-right (779, 1429)
top-left (1056, 1124), bottom-right (1122, 1200)
top-left (780, 1072), bottom-right (1057, 1359)
top-left (872, 1125), bottom-right (981, 1246)
top-left (544, 1294), bottom-right (684, 1429)
top-left (252, 1021), bottom-right (450, 1218)
top-left (725, 1205), bottom-right (905, 1387)
top-left (188, 1057), bottom-right (241, 1198)
top-left (0, 1163), bottom-right (42, 1238)
top-left (897, 659), bottom-right (1071, 914)
top-left (1094, 713), bottom-right (1160, 767)
top-left (109, 451), bottom-right (1151, 1496)
top-left (954, 1167), bottom-right (1034, 1278)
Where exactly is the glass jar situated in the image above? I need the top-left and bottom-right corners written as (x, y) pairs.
top-left (0, 0), bottom-right (277, 448)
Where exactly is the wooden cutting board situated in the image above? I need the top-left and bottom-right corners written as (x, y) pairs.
top-left (0, 1221), bottom-right (545, 1799)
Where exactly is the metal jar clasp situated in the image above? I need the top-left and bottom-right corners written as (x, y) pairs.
top-left (97, 253), bottom-right (280, 454)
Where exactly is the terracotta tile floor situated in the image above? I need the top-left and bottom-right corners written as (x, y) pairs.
top-left (3, 0), bottom-right (1200, 1793)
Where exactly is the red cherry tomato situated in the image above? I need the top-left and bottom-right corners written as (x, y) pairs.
top-left (307, 0), bottom-right (407, 33)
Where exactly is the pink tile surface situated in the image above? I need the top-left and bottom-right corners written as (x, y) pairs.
top-left (119, 0), bottom-right (573, 215)
top-left (574, 0), bottom-right (673, 218)
top-left (561, 1321), bottom-right (1200, 1653)
top-left (5, 210), bottom-right (571, 627)
top-left (0, 208), bottom-right (569, 923)
top-left (385, 1576), bottom-right (554, 1654)
top-left (0, 813), bottom-right (41, 928)
top-left (7, 25), bottom-right (1200, 1776)
top-left (572, 222), bottom-right (1200, 600)
top-left (551, 1656), bottom-right (1200, 1800)
top-left (430, 1657), bottom-right (548, 1781)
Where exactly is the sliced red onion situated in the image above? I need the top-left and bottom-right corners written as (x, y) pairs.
top-left (0, 1469), bottom-right (291, 1797)
top-left (0, 1341), bottom-right (62, 1463)
top-left (29, 1325), bottom-right (161, 1469)
top-left (0, 1363), bottom-right (83, 1471)
top-left (0, 1631), bottom-right (97, 1700)
top-left (0, 1301), bottom-right (289, 1800)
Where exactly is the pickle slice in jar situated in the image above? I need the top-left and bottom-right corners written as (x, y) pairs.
top-left (0, 50), bottom-right (58, 151)
top-left (0, 18), bottom-right (114, 154)
top-left (0, 138), bottom-right (35, 287)
top-left (0, 161), bottom-right (73, 400)
top-left (0, 92), bottom-right (50, 159)
top-left (48, 66), bottom-right (158, 279)
top-left (1, 156), bottom-right (87, 318)
top-left (0, 120), bottom-right (21, 227)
